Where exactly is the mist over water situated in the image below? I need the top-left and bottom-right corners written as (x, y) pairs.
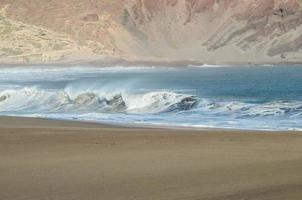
top-left (0, 65), bottom-right (302, 131)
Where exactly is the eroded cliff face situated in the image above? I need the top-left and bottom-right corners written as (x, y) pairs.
top-left (1, 0), bottom-right (302, 63)
top-left (121, 0), bottom-right (302, 62)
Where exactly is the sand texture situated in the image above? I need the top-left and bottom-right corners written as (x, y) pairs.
top-left (0, 116), bottom-right (302, 200)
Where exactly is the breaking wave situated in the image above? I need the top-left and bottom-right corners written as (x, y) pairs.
top-left (0, 87), bottom-right (198, 114)
top-left (1, 65), bottom-right (302, 131)
top-left (1, 87), bottom-right (302, 119)
top-left (195, 100), bottom-right (302, 118)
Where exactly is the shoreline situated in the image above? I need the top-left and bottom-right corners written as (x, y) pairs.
top-left (1, 57), bottom-right (302, 68)
top-left (1, 116), bottom-right (302, 200)
top-left (1, 115), bottom-right (299, 133)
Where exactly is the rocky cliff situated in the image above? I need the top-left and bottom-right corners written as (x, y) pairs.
top-left (1, 0), bottom-right (302, 64)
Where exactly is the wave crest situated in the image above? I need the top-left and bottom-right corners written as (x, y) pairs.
top-left (1, 87), bottom-right (302, 118)
top-left (0, 88), bottom-right (198, 114)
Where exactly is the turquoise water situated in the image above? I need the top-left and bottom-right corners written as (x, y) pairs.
top-left (0, 65), bottom-right (302, 131)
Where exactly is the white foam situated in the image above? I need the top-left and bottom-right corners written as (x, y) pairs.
top-left (1, 66), bottom-right (302, 131)
top-left (0, 87), bottom-right (198, 114)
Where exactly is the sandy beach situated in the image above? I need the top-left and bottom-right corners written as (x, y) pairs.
top-left (1, 0), bottom-right (302, 199)
top-left (0, 116), bottom-right (301, 200)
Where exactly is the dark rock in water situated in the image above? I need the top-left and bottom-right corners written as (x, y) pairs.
top-left (0, 94), bottom-right (9, 102)
top-left (105, 94), bottom-right (127, 112)
top-left (168, 96), bottom-right (198, 112)
top-left (179, 96), bottom-right (198, 110)
top-left (74, 93), bottom-right (100, 106)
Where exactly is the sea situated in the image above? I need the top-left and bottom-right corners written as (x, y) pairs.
top-left (0, 64), bottom-right (302, 131)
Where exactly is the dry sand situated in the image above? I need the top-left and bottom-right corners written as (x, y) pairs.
top-left (0, 116), bottom-right (302, 200)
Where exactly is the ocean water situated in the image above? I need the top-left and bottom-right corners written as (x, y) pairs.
top-left (0, 65), bottom-right (302, 131)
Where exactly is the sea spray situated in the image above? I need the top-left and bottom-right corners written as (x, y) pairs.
top-left (0, 65), bottom-right (302, 131)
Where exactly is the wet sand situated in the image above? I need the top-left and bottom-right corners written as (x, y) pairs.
top-left (0, 116), bottom-right (302, 200)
